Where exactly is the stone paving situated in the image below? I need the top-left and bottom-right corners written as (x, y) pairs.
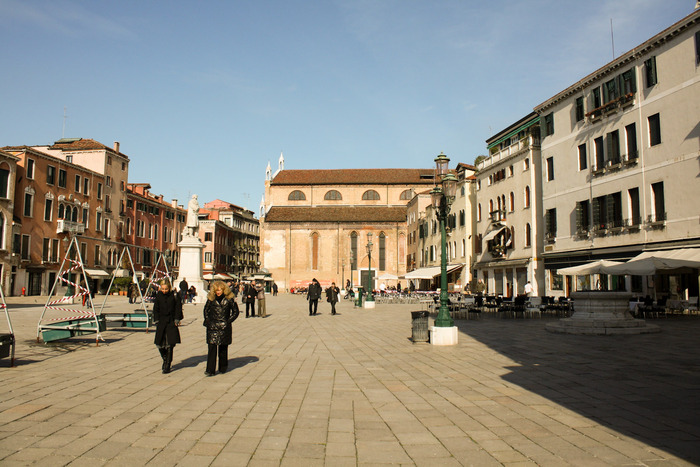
top-left (0, 293), bottom-right (699, 466)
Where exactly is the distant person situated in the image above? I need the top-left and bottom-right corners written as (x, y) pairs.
top-left (307, 278), bottom-right (322, 316)
top-left (524, 281), bottom-right (533, 296)
top-left (256, 282), bottom-right (266, 318)
top-left (128, 282), bottom-right (137, 304)
top-left (179, 277), bottom-right (189, 304)
top-left (325, 282), bottom-right (340, 315)
top-left (244, 281), bottom-right (256, 318)
top-left (153, 279), bottom-right (183, 374)
top-left (203, 280), bottom-right (239, 376)
top-left (272, 282), bottom-right (278, 296)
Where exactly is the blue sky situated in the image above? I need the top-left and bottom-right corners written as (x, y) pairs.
top-left (1, 0), bottom-right (694, 212)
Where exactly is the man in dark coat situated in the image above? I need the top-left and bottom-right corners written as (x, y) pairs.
top-left (325, 282), bottom-right (340, 315)
top-left (307, 278), bottom-right (322, 316)
top-left (244, 282), bottom-right (256, 318)
top-left (179, 277), bottom-right (189, 304)
top-left (153, 280), bottom-right (183, 374)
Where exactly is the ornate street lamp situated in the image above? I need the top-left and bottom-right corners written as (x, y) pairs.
top-left (430, 152), bottom-right (458, 327)
top-left (365, 232), bottom-right (374, 303)
top-left (349, 249), bottom-right (355, 290)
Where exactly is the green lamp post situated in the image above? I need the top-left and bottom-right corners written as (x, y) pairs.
top-left (365, 232), bottom-right (374, 303)
top-left (430, 152), bottom-right (458, 327)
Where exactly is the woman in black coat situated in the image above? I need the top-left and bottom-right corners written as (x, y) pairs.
top-left (153, 279), bottom-right (183, 374)
top-left (203, 280), bottom-right (239, 376)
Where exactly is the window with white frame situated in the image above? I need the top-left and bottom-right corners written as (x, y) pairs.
top-left (44, 197), bottom-right (53, 221)
top-left (26, 159), bottom-right (35, 179)
top-left (23, 188), bottom-right (34, 217)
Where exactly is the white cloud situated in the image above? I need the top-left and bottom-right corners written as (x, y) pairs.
top-left (0, 0), bottom-right (137, 40)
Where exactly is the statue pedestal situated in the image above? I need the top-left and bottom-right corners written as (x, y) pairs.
top-left (546, 291), bottom-right (660, 335)
top-left (178, 235), bottom-right (206, 304)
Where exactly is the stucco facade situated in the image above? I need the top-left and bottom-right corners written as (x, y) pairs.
top-left (474, 113), bottom-right (545, 297)
top-left (261, 164), bottom-right (435, 291)
top-left (0, 150), bottom-right (20, 295)
top-left (534, 9), bottom-right (700, 298)
top-left (125, 183), bottom-right (186, 277)
top-left (3, 146), bottom-right (108, 295)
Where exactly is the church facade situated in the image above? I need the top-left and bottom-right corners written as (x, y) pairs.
top-left (260, 156), bottom-right (436, 292)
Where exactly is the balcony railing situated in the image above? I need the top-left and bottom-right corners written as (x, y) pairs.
top-left (647, 212), bottom-right (666, 228)
top-left (56, 219), bottom-right (85, 235)
top-left (585, 92), bottom-right (635, 122)
top-left (489, 210), bottom-right (506, 223)
top-left (479, 136), bottom-right (539, 171)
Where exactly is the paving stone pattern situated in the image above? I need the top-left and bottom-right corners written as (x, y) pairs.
top-left (0, 294), bottom-right (699, 466)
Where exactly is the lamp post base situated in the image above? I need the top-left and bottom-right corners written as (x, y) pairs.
top-left (430, 326), bottom-right (458, 345)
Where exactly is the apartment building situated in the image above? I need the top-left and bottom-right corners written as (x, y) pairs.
top-left (202, 199), bottom-right (260, 279)
top-left (0, 150), bottom-right (20, 295)
top-left (36, 139), bottom-right (129, 246)
top-left (405, 163), bottom-right (476, 291)
top-left (533, 9), bottom-right (700, 298)
top-left (2, 146), bottom-right (109, 295)
top-left (125, 183), bottom-right (186, 277)
top-left (474, 113), bottom-right (545, 296)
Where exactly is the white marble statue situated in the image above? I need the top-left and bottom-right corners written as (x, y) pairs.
top-left (185, 194), bottom-right (199, 237)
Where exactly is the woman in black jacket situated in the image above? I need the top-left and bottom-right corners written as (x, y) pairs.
top-left (203, 280), bottom-right (239, 376)
top-left (153, 279), bottom-right (183, 374)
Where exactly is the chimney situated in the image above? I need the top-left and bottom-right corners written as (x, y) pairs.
top-left (113, 141), bottom-right (120, 153)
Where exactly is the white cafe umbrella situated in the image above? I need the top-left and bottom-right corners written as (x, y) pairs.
top-left (377, 273), bottom-right (399, 280)
top-left (557, 260), bottom-right (624, 276)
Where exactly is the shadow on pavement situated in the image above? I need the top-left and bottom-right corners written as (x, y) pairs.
top-left (229, 355), bottom-right (259, 369)
top-left (456, 315), bottom-right (700, 464)
top-left (177, 354), bottom-right (207, 369)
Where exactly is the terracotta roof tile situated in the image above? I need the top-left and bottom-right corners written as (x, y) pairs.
top-left (49, 138), bottom-right (127, 157)
top-left (270, 168), bottom-right (435, 186)
top-left (264, 206), bottom-right (406, 223)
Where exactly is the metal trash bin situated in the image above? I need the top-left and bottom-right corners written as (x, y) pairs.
top-left (411, 311), bottom-right (430, 343)
top-left (0, 333), bottom-right (13, 359)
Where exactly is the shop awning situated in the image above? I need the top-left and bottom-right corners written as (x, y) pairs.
top-left (482, 227), bottom-right (506, 243)
top-left (403, 264), bottom-right (464, 280)
top-left (84, 269), bottom-right (110, 278)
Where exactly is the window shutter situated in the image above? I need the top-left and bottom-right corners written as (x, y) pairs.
top-left (575, 202), bottom-right (583, 232)
top-left (606, 195), bottom-right (615, 229)
top-left (592, 199), bottom-right (601, 228)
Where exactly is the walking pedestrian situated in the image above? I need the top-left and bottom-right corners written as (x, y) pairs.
top-left (179, 277), bottom-right (189, 304)
top-left (153, 279), bottom-right (183, 374)
top-left (307, 278), bottom-right (322, 315)
top-left (244, 281), bottom-right (256, 317)
top-left (325, 282), bottom-right (340, 315)
top-left (202, 280), bottom-right (239, 376)
top-left (272, 282), bottom-right (278, 296)
top-left (256, 282), bottom-right (266, 317)
top-left (128, 282), bottom-right (137, 304)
